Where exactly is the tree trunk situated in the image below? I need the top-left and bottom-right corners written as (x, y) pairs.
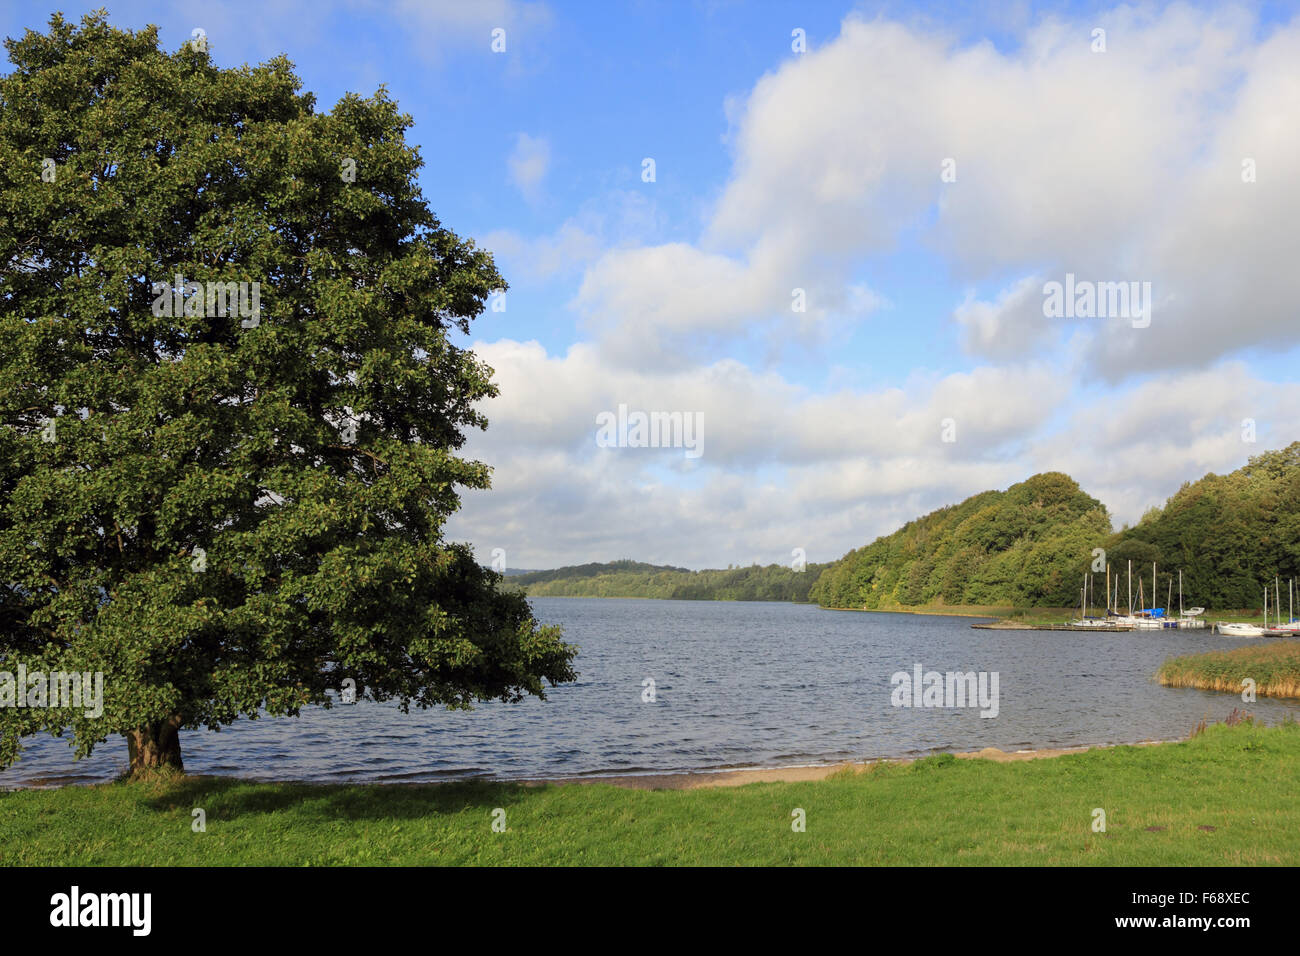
top-left (127, 714), bottom-right (184, 776)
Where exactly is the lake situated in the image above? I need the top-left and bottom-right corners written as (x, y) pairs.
top-left (3, 597), bottom-right (1296, 787)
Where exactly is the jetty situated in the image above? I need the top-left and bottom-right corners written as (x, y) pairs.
top-left (971, 621), bottom-right (1132, 632)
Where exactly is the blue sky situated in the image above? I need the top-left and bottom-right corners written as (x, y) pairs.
top-left (7, 1), bottom-right (1300, 569)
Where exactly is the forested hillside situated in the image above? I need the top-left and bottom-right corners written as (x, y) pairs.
top-left (510, 560), bottom-right (828, 602)
top-left (1107, 443), bottom-right (1300, 610)
top-left (809, 473), bottom-right (1111, 609)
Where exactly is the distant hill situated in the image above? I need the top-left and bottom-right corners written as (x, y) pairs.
top-left (506, 560), bottom-right (691, 587)
top-left (810, 472), bottom-right (1111, 609)
top-left (505, 559), bottom-right (828, 602)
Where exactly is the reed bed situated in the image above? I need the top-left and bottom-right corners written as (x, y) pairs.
top-left (1158, 641), bottom-right (1300, 698)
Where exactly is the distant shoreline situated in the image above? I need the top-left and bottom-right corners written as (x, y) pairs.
top-left (525, 595), bottom-right (1275, 627)
top-left (524, 593), bottom-right (1041, 622)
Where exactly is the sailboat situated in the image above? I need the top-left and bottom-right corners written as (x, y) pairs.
top-left (1263, 576), bottom-right (1300, 637)
top-left (1176, 570), bottom-right (1207, 629)
top-left (1219, 621), bottom-right (1266, 637)
top-left (1070, 572), bottom-right (1114, 626)
top-left (1131, 563), bottom-right (1174, 629)
top-left (1110, 559), bottom-right (1144, 628)
top-left (1216, 585), bottom-right (1267, 637)
top-left (1283, 579), bottom-right (1300, 635)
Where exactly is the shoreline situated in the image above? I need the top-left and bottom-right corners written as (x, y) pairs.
top-left (514, 738), bottom-right (1174, 790)
top-left (814, 604), bottom-right (1005, 619)
top-left (1, 737), bottom-right (1177, 793)
top-left (526, 593), bottom-right (1034, 621)
top-left (525, 593), bottom-right (1275, 626)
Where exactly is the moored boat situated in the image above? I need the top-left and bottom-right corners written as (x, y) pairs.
top-left (1216, 622), bottom-right (1266, 637)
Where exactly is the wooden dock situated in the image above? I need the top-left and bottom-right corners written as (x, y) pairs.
top-left (971, 621), bottom-right (1133, 632)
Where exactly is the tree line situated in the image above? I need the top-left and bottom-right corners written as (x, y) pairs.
top-left (513, 559), bottom-right (828, 602)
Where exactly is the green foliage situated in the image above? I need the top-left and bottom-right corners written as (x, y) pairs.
top-left (812, 445), bottom-right (1300, 612)
top-left (509, 559), bottom-right (690, 587)
top-left (1108, 443), bottom-right (1300, 610)
top-left (515, 560), bottom-right (828, 602)
top-left (810, 473), bottom-right (1112, 609)
top-left (0, 13), bottom-right (575, 770)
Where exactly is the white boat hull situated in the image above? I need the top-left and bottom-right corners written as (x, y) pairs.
top-left (1216, 623), bottom-right (1266, 637)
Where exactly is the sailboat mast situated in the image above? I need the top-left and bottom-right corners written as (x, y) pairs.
top-left (1128, 560), bottom-right (1132, 616)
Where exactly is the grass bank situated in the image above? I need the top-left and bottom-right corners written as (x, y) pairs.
top-left (1158, 641), bottom-right (1300, 699)
top-left (3, 722), bottom-right (1297, 866)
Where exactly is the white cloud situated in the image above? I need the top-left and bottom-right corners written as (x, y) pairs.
top-left (573, 6), bottom-right (1300, 375)
top-left (445, 5), bottom-right (1300, 568)
top-left (506, 132), bottom-right (550, 201)
top-left (953, 275), bottom-right (1054, 359)
top-left (1029, 362), bottom-right (1300, 525)
top-left (575, 241), bottom-right (886, 369)
top-left (447, 338), bottom-right (1075, 566)
top-left (482, 191), bottom-right (663, 281)
top-left (451, 339), bottom-right (1300, 568)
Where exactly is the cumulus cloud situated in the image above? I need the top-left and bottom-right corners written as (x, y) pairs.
top-left (445, 4), bottom-right (1300, 568)
top-left (483, 191), bottom-right (664, 281)
top-left (1030, 362), bottom-right (1300, 525)
top-left (575, 242), bottom-right (886, 369)
top-left (451, 339), bottom-right (1300, 568)
top-left (467, 340), bottom-right (1065, 466)
top-left (446, 339), bottom-right (1075, 566)
top-left (506, 132), bottom-right (550, 201)
top-left (574, 6), bottom-right (1299, 375)
top-left (953, 275), bottom-right (1055, 358)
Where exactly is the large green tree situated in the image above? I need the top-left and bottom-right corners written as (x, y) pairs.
top-left (0, 13), bottom-right (576, 775)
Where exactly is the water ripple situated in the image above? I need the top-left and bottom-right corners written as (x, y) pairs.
top-left (2, 599), bottom-right (1297, 786)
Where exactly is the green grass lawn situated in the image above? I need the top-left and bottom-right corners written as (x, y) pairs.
top-left (3, 721), bottom-right (1297, 866)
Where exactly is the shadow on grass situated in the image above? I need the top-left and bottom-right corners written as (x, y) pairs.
top-left (140, 774), bottom-right (541, 822)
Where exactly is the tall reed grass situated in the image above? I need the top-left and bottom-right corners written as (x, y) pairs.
top-left (1158, 641), bottom-right (1300, 699)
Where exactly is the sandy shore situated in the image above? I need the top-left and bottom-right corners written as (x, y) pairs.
top-left (520, 739), bottom-right (1172, 791)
